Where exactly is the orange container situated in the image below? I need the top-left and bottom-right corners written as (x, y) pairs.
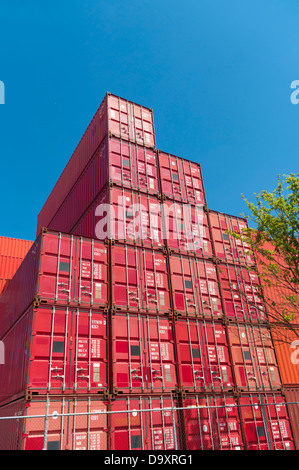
top-left (0, 236), bottom-right (33, 294)
top-left (271, 327), bottom-right (299, 386)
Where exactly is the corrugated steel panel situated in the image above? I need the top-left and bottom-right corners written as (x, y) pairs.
top-left (110, 244), bottom-right (171, 315)
top-left (217, 262), bottom-right (266, 322)
top-left (0, 396), bottom-right (108, 450)
top-left (255, 241), bottom-right (299, 326)
top-left (271, 327), bottom-right (299, 386)
top-left (169, 254), bottom-right (223, 318)
top-left (209, 210), bottom-right (255, 267)
top-left (0, 237), bottom-right (32, 257)
top-left (175, 319), bottom-right (233, 392)
top-left (0, 237), bottom-right (33, 292)
top-left (227, 323), bottom-right (281, 392)
top-left (163, 200), bottom-right (213, 257)
top-left (111, 313), bottom-right (177, 393)
top-left (238, 392), bottom-right (295, 450)
top-left (0, 305), bottom-right (108, 402)
top-left (110, 395), bottom-right (180, 450)
top-left (183, 394), bottom-right (244, 450)
top-left (158, 150), bottom-right (206, 205)
top-left (43, 137), bottom-right (160, 235)
top-left (36, 93), bottom-right (156, 236)
top-left (0, 231), bottom-right (109, 339)
top-left (283, 386), bottom-right (299, 450)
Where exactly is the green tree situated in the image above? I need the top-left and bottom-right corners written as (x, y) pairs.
top-left (229, 173), bottom-right (299, 342)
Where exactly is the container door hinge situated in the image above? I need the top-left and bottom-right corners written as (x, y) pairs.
top-left (158, 194), bottom-right (166, 201)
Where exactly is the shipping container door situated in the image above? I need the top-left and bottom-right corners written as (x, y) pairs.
top-left (28, 306), bottom-right (108, 394)
top-left (135, 146), bottom-right (159, 194)
top-left (110, 396), bottom-right (180, 450)
top-left (228, 324), bottom-right (281, 391)
top-left (23, 397), bottom-right (108, 450)
top-left (110, 188), bottom-right (163, 248)
top-left (175, 319), bottom-right (233, 391)
top-left (72, 310), bottom-right (108, 393)
top-left (28, 306), bottom-right (71, 393)
top-left (163, 202), bottom-right (212, 257)
top-left (38, 233), bottom-right (108, 308)
top-left (170, 255), bottom-right (222, 318)
top-left (112, 314), bottom-right (177, 393)
top-left (183, 395), bottom-right (243, 450)
top-left (239, 394), bottom-right (294, 450)
top-left (218, 264), bottom-right (266, 322)
top-left (180, 158), bottom-right (205, 205)
top-left (111, 245), bottom-right (170, 314)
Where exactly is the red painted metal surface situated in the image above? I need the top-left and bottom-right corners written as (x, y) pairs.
top-left (43, 137), bottom-right (160, 235)
top-left (111, 244), bottom-right (171, 315)
top-left (110, 395), bottom-right (180, 450)
top-left (175, 319), bottom-right (233, 392)
top-left (163, 200), bottom-right (213, 257)
top-left (238, 393), bottom-right (295, 450)
top-left (209, 211), bottom-right (255, 267)
top-left (0, 305), bottom-right (108, 403)
top-left (270, 328), bottom-right (299, 386)
top-left (36, 93), bottom-right (155, 236)
top-left (183, 394), bottom-right (244, 450)
top-left (0, 237), bottom-right (33, 295)
top-left (227, 323), bottom-right (281, 391)
top-left (52, 183), bottom-right (164, 249)
top-left (111, 314), bottom-right (177, 393)
top-left (169, 254), bottom-right (223, 318)
top-left (158, 151), bottom-right (206, 204)
top-left (284, 387), bottom-right (299, 450)
top-left (0, 396), bottom-right (108, 450)
top-left (217, 263), bottom-right (266, 322)
top-left (255, 240), bottom-right (299, 326)
top-left (0, 231), bottom-right (109, 339)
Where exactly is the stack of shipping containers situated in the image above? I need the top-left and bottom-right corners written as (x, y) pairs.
top-left (0, 92), bottom-right (297, 450)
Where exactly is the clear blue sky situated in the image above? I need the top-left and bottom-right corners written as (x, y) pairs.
top-left (0, 1), bottom-right (298, 241)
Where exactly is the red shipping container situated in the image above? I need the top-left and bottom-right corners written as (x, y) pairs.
top-left (0, 305), bottom-right (108, 403)
top-left (162, 200), bottom-right (213, 257)
top-left (169, 254), bottom-right (223, 318)
top-left (70, 185), bottom-right (164, 250)
top-left (111, 313), bottom-right (177, 394)
top-left (183, 394), bottom-right (244, 450)
top-left (43, 136), bottom-right (160, 235)
top-left (217, 263), bottom-right (266, 322)
top-left (110, 244), bottom-right (171, 315)
top-left (110, 395), bottom-right (180, 450)
top-left (175, 319), bottom-right (233, 392)
top-left (0, 231), bottom-right (109, 339)
top-left (0, 396), bottom-right (108, 450)
top-left (227, 323), bottom-right (281, 392)
top-left (36, 93), bottom-right (156, 236)
top-left (238, 393), bottom-right (295, 450)
top-left (158, 151), bottom-right (206, 205)
top-left (209, 210), bottom-right (255, 267)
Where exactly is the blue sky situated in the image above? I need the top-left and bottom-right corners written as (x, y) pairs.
top-left (0, 0), bottom-right (298, 241)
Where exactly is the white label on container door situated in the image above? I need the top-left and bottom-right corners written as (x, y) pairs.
top-left (91, 339), bottom-right (101, 358)
top-left (95, 283), bottom-right (102, 299)
top-left (146, 272), bottom-right (155, 287)
top-left (78, 339), bottom-right (88, 358)
top-left (110, 110), bottom-right (116, 119)
top-left (149, 178), bottom-right (155, 189)
top-left (161, 344), bottom-right (170, 361)
top-left (93, 264), bottom-right (102, 280)
top-left (81, 261), bottom-right (91, 278)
